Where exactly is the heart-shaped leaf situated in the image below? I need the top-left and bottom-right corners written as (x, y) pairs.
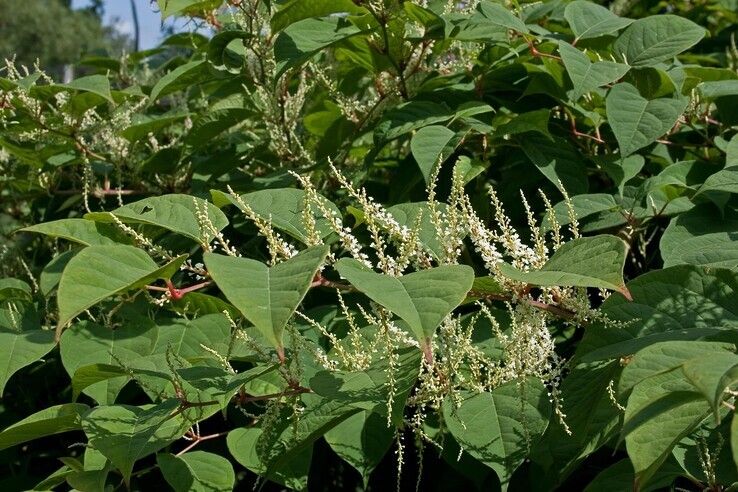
top-left (498, 235), bottom-right (629, 297)
top-left (57, 245), bottom-right (186, 331)
top-left (606, 83), bottom-right (687, 156)
top-left (204, 245), bottom-right (329, 358)
top-left (410, 125), bottom-right (455, 184)
top-left (564, 1), bottom-right (633, 42)
top-left (158, 451), bottom-right (235, 492)
top-left (334, 259), bottom-right (474, 355)
top-left (560, 41), bottom-right (629, 100)
top-left (0, 403), bottom-right (89, 452)
top-left (613, 15), bottom-right (705, 67)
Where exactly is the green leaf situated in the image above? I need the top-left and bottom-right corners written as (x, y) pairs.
top-left (334, 259), bottom-right (474, 351)
top-left (682, 353), bottom-right (738, 422)
top-left (156, 0), bottom-right (222, 19)
top-left (271, 0), bottom-right (366, 32)
top-left (158, 451), bottom-right (235, 492)
top-left (20, 219), bottom-right (127, 246)
top-left (410, 125), bottom-right (455, 184)
top-left (149, 60), bottom-right (207, 101)
top-left (81, 399), bottom-right (213, 486)
top-left (622, 368), bottom-right (709, 487)
top-left (386, 202), bottom-right (453, 261)
top-left (204, 245), bottom-right (329, 355)
top-left (86, 194), bottom-right (228, 243)
top-left (577, 266), bottom-right (738, 363)
top-left (227, 427), bottom-right (311, 490)
top-left (443, 378), bottom-right (551, 485)
top-left (57, 245), bottom-right (186, 329)
top-left (61, 320), bottom-right (158, 404)
top-left (61, 75), bottom-right (114, 103)
top-left (499, 235), bottom-right (629, 295)
top-left (559, 42), bottom-right (629, 100)
top-left (0, 403), bottom-right (89, 451)
top-left (0, 306), bottom-right (55, 396)
top-left (207, 30), bottom-right (252, 71)
top-left (211, 188), bottom-right (340, 244)
top-left (606, 83), bottom-right (688, 156)
top-left (274, 17), bottom-right (364, 78)
top-left (696, 168), bottom-right (738, 197)
top-left (0, 278), bottom-right (32, 303)
top-left (324, 411), bottom-right (393, 486)
top-left (374, 101), bottom-right (452, 142)
top-left (613, 15), bottom-right (705, 67)
top-left (520, 134), bottom-right (589, 195)
top-left (309, 348), bottom-right (421, 424)
top-left (476, 1), bottom-right (529, 33)
top-left (564, 1), bottom-right (633, 42)
top-left (660, 205), bottom-right (738, 270)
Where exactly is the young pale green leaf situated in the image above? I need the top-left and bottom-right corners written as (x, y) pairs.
top-left (274, 17), bottom-right (364, 78)
top-left (443, 378), bottom-right (551, 485)
top-left (0, 306), bottom-right (55, 396)
top-left (204, 245), bottom-right (329, 356)
top-left (156, 0), bottom-right (222, 19)
top-left (622, 369), bottom-right (709, 488)
top-left (57, 246), bottom-right (186, 330)
top-left (61, 320), bottom-right (158, 404)
top-left (324, 411), bottom-right (393, 486)
top-left (606, 83), bottom-right (687, 156)
top-left (410, 125), bottom-right (455, 185)
top-left (211, 188), bottom-right (340, 244)
top-left (86, 194), bottom-right (228, 243)
top-left (158, 451), bottom-right (235, 492)
top-left (499, 235), bottom-right (629, 296)
top-left (577, 266), bottom-right (738, 363)
top-left (20, 219), bottom-right (128, 246)
top-left (564, 0), bottom-right (633, 42)
top-left (0, 403), bottom-right (89, 452)
top-left (613, 15), bottom-right (705, 67)
top-left (559, 41), bottom-right (629, 100)
top-left (682, 353), bottom-right (738, 422)
top-left (334, 259), bottom-right (474, 352)
top-left (660, 205), bottom-right (738, 270)
top-left (227, 427), bottom-right (311, 490)
top-left (271, 0), bottom-right (366, 32)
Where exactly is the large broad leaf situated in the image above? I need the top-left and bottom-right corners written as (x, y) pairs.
top-left (613, 15), bottom-right (705, 67)
top-left (274, 17), bottom-right (364, 78)
top-left (564, 0), bottom-right (633, 42)
top-left (622, 368), bottom-right (709, 488)
top-left (476, 1), bottom-right (529, 33)
top-left (86, 194), bottom-right (228, 243)
top-left (0, 403), bottom-right (89, 451)
top-left (60, 320), bottom-right (158, 404)
top-left (443, 378), bottom-right (551, 485)
top-left (158, 451), bottom-right (235, 492)
top-left (153, 313), bottom-right (233, 361)
top-left (57, 245), bottom-right (186, 329)
top-left (577, 266), bottom-right (738, 363)
top-left (211, 188), bottom-right (340, 244)
top-left (61, 75), bottom-right (114, 103)
top-left (606, 83), bottom-right (688, 156)
top-left (156, 0), bottom-right (221, 19)
top-left (204, 245), bottom-right (329, 356)
top-left (498, 235), bottom-right (629, 295)
top-left (309, 348), bottom-right (421, 424)
top-left (660, 205), bottom-right (738, 270)
top-left (559, 42), bottom-right (629, 100)
top-left (681, 352), bottom-right (738, 422)
top-left (271, 0), bottom-right (366, 32)
top-left (149, 60), bottom-right (207, 100)
top-left (81, 399), bottom-right (215, 486)
top-left (324, 411), bottom-right (394, 486)
top-left (227, 427), bottom-right (311, 490)
top-left (334, 259), bottom-right (474, 352)
top-left (410, 125), bottom-right (455, 185)
top-left (520, 135), bottom-right (588, 195)
top-left (20, 219), bottom-right (127, 246)
top-left (0, 305), bottom-right (56, 396)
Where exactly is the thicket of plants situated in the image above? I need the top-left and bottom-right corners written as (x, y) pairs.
top-left (1, 0), bottom-right (738, 490)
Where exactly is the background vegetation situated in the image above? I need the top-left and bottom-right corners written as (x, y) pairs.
top-left (1, 0), bottom-right (738, 490)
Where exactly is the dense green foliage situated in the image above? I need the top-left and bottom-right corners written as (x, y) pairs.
top-left (1, 0), bottom-right (738, 490)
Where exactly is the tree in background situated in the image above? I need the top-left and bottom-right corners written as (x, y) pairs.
top-left (0, 0), bottom-right (129, 78)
